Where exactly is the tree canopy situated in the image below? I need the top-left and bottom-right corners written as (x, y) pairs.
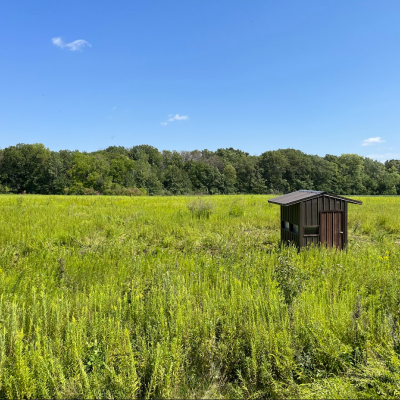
top-left (0, 143), bottom-right (399, 195)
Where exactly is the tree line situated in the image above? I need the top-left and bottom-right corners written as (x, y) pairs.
top-left (0, 143), bottom-right (399, 195)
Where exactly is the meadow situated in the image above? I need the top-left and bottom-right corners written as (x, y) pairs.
top-left (0, 194), bottom-right (400, 399)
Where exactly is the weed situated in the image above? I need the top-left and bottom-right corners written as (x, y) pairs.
top-left (0, 194), bottom-right (398, 398)
top-left (187, 198), bottom-right (214, 219)
top-left (229, 199), bottom-right (245, 217)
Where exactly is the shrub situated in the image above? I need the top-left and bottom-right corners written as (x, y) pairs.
top-left (187, 198), bottom-right (214, 219)
top-left (229, 199), bottom-right (245, 217)
top-left (274, 250), bottom-right (309, 307)
top-left (0, 184), bottom-right (10, 194)
top-left (104, 185), bottom-right (146, 196)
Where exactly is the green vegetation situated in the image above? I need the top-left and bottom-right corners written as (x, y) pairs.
top-left (0, 195), bottom-right (400, 399)
top-left (1, 143), bottom-right (400, 195)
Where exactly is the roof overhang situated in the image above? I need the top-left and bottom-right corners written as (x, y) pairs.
top-left (268, 190), bottom-right (362, 206)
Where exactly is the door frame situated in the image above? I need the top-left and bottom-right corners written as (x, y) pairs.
top-left (319, 210), bottom-right (344, 250)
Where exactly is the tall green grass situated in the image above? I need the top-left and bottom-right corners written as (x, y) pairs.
top-left (0, 195), bottom-right (399, 398)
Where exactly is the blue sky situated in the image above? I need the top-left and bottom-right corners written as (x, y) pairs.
top-left (1, 1), bottom-right (399, 161)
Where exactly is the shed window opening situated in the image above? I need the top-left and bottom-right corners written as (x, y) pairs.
top-left (281, 221), bottom-right (290, 231)
top-left (281, 221), bottom-right (299, 234)
top-left (304, 225), bottom-right (319, 235)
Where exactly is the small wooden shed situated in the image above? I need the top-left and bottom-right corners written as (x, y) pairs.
top-left (268, 190), bottom-right (362, 250)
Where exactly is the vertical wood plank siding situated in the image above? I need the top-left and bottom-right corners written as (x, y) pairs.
top-left (344, 203), bottom-right (348, 246)
top-left (303, 195), bottom-right (345, 226)
top-left (299, 195), bottom-right (347, 248)
top-left (320, 211), bottom-right (344, 249)
top-left (280, 203), bottom-right (300, 246)
top-left (273, 192), bottom-right (359, 250)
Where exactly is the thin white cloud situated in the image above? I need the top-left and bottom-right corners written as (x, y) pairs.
top-left (52, 37), bottom-right (92, 51)
top-left (362, 137), bottom-right (385, 146)
top-left (161, 113), bottom-right (189, 125)
top-left (52, 37), bottom-right (64, 48)
top-left (168, 113), bottom-right (188, 122)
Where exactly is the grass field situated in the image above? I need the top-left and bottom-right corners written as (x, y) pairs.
top-left (0, 194), bottom-right (400, 399)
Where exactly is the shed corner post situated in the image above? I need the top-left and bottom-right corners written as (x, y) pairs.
top-left (299, 201), bottom-right (305, 248)
top-left (344, 202), bottom-right (348, 250)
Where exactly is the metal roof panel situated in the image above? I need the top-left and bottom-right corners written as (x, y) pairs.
top-left (268, 190), bottom-right (362, 206)
top-left (268, 191), bottom-right (324, 205)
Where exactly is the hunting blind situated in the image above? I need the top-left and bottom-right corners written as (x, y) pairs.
top-left (268, 190), bottom-right (362, 250)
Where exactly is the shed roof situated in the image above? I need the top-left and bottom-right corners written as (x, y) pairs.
top-left (268, 190), bottom-right (362, 206)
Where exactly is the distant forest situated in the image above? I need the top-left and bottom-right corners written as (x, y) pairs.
top-left (0, 143), bottom-right (399, 195)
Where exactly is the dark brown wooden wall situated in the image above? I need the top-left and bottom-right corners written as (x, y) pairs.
top-left (302, 195), bottom-right (345, 225)
top-left (280, 195), bottom-right (349, 248)
top-left (281, 203), bottom-right (300, 225)
top-left (280, 203), bottom-right (300, 246)
top-left (281, 229), bottom-right (300, 246)
top-left (299, 195), bottom-right (348, 247)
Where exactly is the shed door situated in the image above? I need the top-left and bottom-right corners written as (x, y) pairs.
top-left (320, 211), bottom-right (344, 249)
